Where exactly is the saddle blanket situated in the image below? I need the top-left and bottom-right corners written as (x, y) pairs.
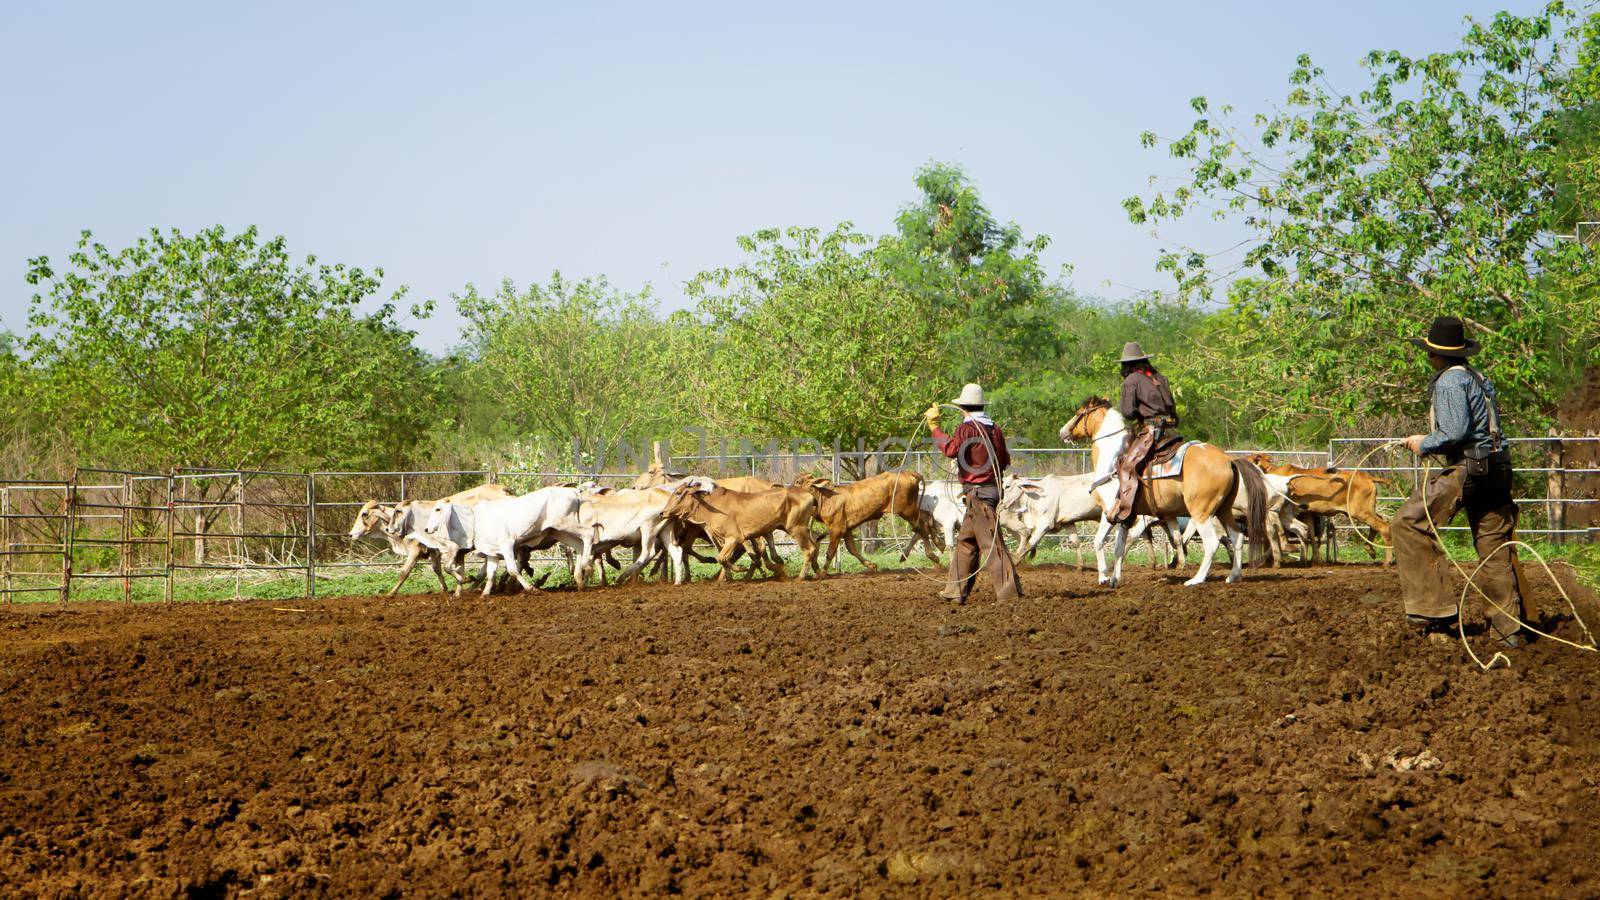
top-left (1147, 440), bottom-right (1205, 479)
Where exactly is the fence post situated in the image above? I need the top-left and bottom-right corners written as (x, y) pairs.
top-left (1, 487), bottom-right (10, 604)
top-left (121, 473), bottom-right (132, 606)
top-left (60, 472), bottom-right (76, 607)
top-left (305, 474), bottom-right (316, 600)
top-left (234, 471), bottom-right (244, 601)
top-left (1553, 437), bottom-right (1567, 545)
top-left (1326, 439), bottom-right (1339, 564)
top-left (165, 470), bottom-right (175, 604)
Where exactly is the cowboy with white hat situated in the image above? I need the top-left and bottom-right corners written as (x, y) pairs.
top-left (1393, 316), bottom-right (1531, 647)
top-left (1109, 341), bottom-right (1179, 523)
top-left (922, 384), bottom-right (1023, 604)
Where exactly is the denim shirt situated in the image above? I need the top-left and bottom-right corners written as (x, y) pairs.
top-left (1421, 366), bottom-right (1502, 457)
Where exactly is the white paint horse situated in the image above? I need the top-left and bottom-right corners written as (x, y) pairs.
top-left (1061, 396), bottom-right (1269, 587)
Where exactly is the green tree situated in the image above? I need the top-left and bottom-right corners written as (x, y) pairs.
top-left (24, 226), bottom-right (441, 471)
top-left (687, 225), bottom-right (944, 460)
top-left (454, 273), bottom-right (691, 466)
top-left (882, 162), bottom-right (1068, 389)
top-left (1124, 3), bottom-right (1600, 436)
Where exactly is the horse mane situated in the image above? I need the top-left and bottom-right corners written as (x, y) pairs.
top-left (1081, 395), bottom-right (1110, 411)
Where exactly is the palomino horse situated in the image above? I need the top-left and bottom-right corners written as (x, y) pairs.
top-left (1060, 396), bottom-right (1269, 587)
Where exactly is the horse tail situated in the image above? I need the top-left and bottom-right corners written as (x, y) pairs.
top-left (1233, 459), bottom-right (1271, 569)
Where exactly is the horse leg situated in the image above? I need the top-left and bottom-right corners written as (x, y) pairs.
top-left (1092, 517), bottom-right (1114, 585)
top-left (1184, 518), bottom-right (1223, 587)
top-left (1109, 522), bottom-right (1129, 588)
top-left (1224, 518), bottom-right (1245, 584)
top-left (1128, 516), bottom-right (1162, 571)
top-left (1161, 520), bottom-right (1184, 569)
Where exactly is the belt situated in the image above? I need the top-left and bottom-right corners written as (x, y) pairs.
top-left (1445, 444), bottom-right (1509, 465)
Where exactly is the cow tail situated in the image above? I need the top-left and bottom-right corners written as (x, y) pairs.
top-left (1233, 459), bottom-right (1271, 569)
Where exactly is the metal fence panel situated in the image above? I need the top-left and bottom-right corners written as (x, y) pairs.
top-left (2, 437), bottom-right (1591, 603)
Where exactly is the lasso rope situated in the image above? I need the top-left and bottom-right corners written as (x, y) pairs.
top-left (874, 404), bottom-right (1008, 590)
top-left (1322, 439), bottom-right (1593, 669)
top-left (1410, 454), bottom-right (1597, 670)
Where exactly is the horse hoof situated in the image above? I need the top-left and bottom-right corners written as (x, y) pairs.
top-left (1182, 577), bottom-right (1205, 587)
top-left (1225, 574), bottom-right (1241, 584)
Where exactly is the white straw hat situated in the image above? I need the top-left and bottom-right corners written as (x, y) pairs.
top-left (951, 383), bottom-right (985, 408)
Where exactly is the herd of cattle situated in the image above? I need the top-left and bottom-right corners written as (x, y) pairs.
top-left (345, 454), bottom-right (1395, 598)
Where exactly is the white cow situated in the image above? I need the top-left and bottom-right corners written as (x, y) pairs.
top-left (348, 483), bottom-right (513, 595)
top-left (571, 479), bottom-right (715, 586)
top-left (998, 473), bottom-right (1182, 572)
top-left (419, 486), bottom-right (585, 598)
top-left (899, 480), bottom-right (966, 565)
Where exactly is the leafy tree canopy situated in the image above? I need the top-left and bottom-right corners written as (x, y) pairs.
top-left (24, 226), bottom-right (440, 471)
top-left (1125, 2), bottom-right (1600, 435)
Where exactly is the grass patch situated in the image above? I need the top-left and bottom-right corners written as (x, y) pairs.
top-left (1, 531), bottom-right (1590, 604)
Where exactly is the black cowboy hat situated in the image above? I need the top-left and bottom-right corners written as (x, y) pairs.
top-left (1410, 316), bottom-right (1479, 358)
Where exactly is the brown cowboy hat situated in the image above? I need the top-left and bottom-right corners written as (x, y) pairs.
top-left (1409, 316), bottom-right (1479, 358)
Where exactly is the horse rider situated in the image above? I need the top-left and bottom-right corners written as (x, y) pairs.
top-left (923, 383), bottom-right (1023, 604)
top-left (1110, 342), bottom-right (1179, 523)
top-left (1394, 316), bottom-right (1532, 647)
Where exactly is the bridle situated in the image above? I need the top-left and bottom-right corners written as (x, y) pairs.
top-left (1065, 405), bottom-right (1126, 446)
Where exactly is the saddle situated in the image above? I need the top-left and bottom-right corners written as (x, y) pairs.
top-left (1144, 431), bottom-right (1185, 470)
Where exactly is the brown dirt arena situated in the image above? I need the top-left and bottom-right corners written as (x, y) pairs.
top-left (3, 564), bottom-right (1599, 896)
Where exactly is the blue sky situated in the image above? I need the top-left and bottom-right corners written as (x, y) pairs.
top-left (1, 1), bottom-right (1528, 353)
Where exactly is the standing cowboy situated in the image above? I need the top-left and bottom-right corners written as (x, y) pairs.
top-left (923, 383), bottom-right (1023, 604)
top-left (1110, 342), bottom-right (1179, 523)
top-left (1394, 316), bottom-right (1531, 647)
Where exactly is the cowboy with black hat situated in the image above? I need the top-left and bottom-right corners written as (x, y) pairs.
top-left (923, 383), bottom-right (1023, 604)
top-left (1393, 316), bottom-right (1532, 647)
top-left (1110, 341), bottom-right (1179, 523)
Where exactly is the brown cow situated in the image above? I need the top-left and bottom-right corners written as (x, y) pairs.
top-left (1246, 454), bottom-right (1393, 564)
top-left (793, 471), bottom-right (928, 572)
top-left (661, 484), bottom-right (820, 581)
top-left (627, 468), bottom-right (782, 577)
top-left (714, 474), bottom-right (776, 491)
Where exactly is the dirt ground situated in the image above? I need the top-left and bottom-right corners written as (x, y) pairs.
top-left (3, 563), bottom-right (1599, 897)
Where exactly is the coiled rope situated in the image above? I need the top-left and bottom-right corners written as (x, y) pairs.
top-left (1411, 453), bottom-right (1597, 670)
top-left (875, 404), bottom-right (1008, 590)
